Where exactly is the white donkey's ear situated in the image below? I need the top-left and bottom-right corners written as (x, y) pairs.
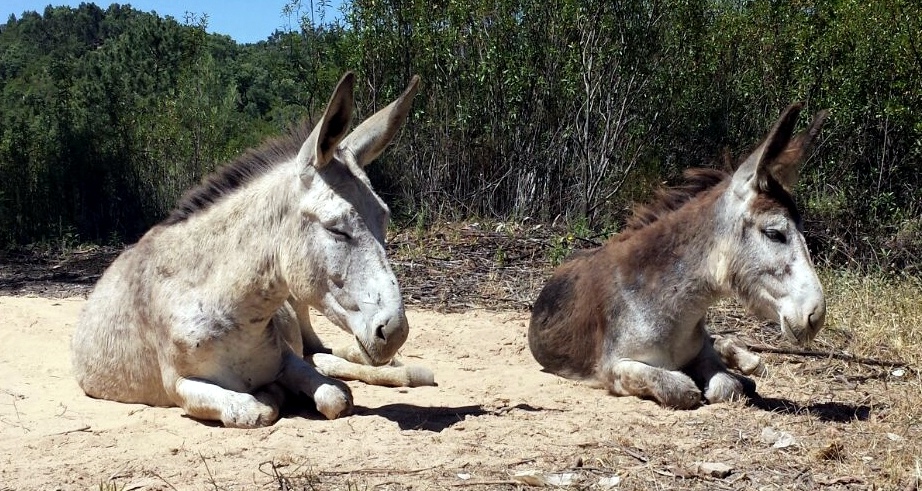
top-left (733, 102), bottom-right (828, 194)
top-left (299, 72), bottom-right (355, 169)
top-left (340, 75), bottom-right (420, 167)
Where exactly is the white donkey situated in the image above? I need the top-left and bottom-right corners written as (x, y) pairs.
top-left (72, 73), bottom-right (433, 428)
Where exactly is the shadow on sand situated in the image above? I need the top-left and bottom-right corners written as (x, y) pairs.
top-left (746, 395), bottom-right (871, 422)
top-left (352, 402), bottom-right (546, 432)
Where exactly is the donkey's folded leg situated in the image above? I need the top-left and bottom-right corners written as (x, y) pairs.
top-left (713, 335), bottom-right (767, 377)
top-left (329, 345), bottom-right (435, 387)
top-left (686, 339), bottom-right (753, 404)
top-left (331, 344), bottom-right (371, 364)
top-left (173, 377), bottom-right (280, 428)
top-left (312, 352), bottom-right (435, 387)
top-left (603, 359), bottom-right (702, 409)
top-left (279, 352), bottom-right (354, 420)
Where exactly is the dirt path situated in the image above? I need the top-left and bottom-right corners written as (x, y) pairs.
top-left (1, 295), bottom-right (918, 490)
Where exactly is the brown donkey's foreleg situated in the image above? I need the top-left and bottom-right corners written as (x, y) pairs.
top-left (683, 336), bottom-right (755, 404)
top-left (713, 335), bottom-right (767, 377)
top-left (601, 359), bottom-right (703, 409)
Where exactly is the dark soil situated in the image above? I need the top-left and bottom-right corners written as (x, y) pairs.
top-left (0, 246), bottom-right (121, 298)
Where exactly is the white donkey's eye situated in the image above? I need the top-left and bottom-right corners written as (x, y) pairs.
top-left (762, 228), bottom-right (787, 244)
top-left (326, 227), bottom-right (352, 241)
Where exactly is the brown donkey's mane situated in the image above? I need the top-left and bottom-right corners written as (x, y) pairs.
top-left (624, 168), bottom-right (729, 232)
top-left (162, 121), bottom-right (315, 226)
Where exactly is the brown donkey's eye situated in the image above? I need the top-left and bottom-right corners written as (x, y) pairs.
top-left (762, 228), bottom-right (787, 244)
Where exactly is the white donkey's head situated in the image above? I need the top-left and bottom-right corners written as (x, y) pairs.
top-left (287, 72), bottom-right (418, 365)
top-left (715, 103), bottom-right (828, 345)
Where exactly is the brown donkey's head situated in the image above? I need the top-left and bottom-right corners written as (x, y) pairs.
top-left (711, 103), bottom-right (829, 345)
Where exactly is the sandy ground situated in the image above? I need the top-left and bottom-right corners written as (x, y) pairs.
top-left (1, 295), bottom-right (919, 490)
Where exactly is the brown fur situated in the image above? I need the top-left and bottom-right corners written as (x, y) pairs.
top-left (531, 174), bottom-right (728, 380)
top-left (529, 103), bottom-right (829, 408)
top-left (624, 168), bottom-right (728, 233)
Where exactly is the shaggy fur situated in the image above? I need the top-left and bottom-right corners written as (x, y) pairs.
top-left (163, 123), bottom-right (313, 226)
top-left (71, 73), bottom-right (435, 428)
top-left (529, 103), bottom-right (829, 408)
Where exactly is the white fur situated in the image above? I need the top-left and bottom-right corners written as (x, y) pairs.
top-left (71, 73), bottom-right (433, 428)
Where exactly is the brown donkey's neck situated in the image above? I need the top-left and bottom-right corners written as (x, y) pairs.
top-left (607, 176), bottom-right (731, 323)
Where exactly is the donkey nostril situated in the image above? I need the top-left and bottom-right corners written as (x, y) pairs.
top-left (375, 324), bottom-right (387, 341)
top-left (806, 305), bottom-right (825, 333)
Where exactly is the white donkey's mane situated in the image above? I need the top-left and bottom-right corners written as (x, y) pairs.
top-left (162, 122), bottom-right (314, 225)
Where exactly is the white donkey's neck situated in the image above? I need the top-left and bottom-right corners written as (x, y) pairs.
top-left (161, 163), bottom-right (299, 316)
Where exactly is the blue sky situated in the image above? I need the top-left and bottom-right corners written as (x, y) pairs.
top-left (3, 1), bottom-right (345, 44)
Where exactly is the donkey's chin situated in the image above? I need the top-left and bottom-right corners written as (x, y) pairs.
top-left (353, 336), bottom-right (392, 367)
top-left (779, 318), bottom-right (815, 346)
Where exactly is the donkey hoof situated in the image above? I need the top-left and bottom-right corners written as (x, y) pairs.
top-left (221, 398), bottom-right (279, 428)
top-left (665, 391), bottom-right (703, 409)
top-left (659, 385), bottom-right (702, 409)
top-left (705, 372), bottom-right (746, 404)
top-left (741, 358), bottom-right (768, 377)
top-left (405, 365), bottom-right (436, 387)
top-left (314, 384), bottom-right (353, 420)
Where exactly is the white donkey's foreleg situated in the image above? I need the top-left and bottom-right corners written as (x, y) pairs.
top-left (312, 352), bottom-right (435, 387)
top-left (173, 377), bottom-right (281, 428)
top-left (325, 344), bottom-right (436, 387)
top-left (279, 352), bottom-right (354, 420)
top-left (602, 359), bottom-right (702, 409)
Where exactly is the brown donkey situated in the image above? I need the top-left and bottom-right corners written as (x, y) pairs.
top-left (529, 103), bottom-right (829, 408)
top-left (72, 73), bottom-right (433, 427)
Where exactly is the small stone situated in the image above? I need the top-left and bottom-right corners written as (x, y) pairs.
top-left (761, 427), bottom-right (797, 448)
top-left (693, 461), bottom-right (733, 478)
top-left (598, 475), bottom-right (622, 488)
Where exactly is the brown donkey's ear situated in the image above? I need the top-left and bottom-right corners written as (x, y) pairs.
top-left (299, 72), bottom-right (355, 169)
top-left (764, 108), bottom-right (829, 192)
top-left (733, 103), bottom-right (828, 194)
top-left (340, 75), bottom-right (420, 167)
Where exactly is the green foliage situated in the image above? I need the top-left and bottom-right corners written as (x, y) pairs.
top-left (347, 0), bottom-right (921, 271)
top-left (0, 4), bottom-right (347, 243)
top-left (0, 0), bottom-right (919, 272)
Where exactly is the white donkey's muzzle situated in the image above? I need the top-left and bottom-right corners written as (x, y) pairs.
top-left (354, 307), bottom-right (409, 366)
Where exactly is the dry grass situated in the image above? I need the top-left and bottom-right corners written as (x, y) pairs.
top-left (243, 266), bottom-right (922, 490)
top-left (814, 270), bottom-right (922, 488)
top-left (389, 224), bottom-right (922, 491)
top-left (820, 271), bottom-right (922, 368)
top-left (702, 270), bottom-right (922, 490)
